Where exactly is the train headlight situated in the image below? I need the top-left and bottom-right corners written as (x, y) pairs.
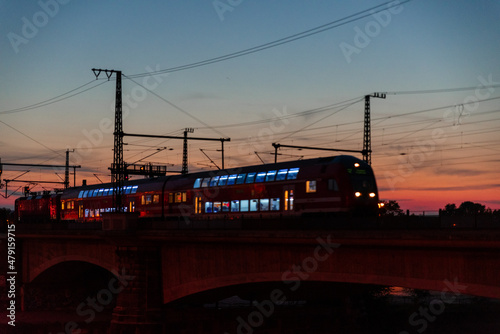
top-left (354, 163), bottom-right (360, 168)
top-left (369, 192), bottom-right (376, 198)
top-left (355, 192), bottom-right (362, 197)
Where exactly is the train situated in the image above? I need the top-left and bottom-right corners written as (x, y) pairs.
top-left (15, 155), bottom-right (379, 225)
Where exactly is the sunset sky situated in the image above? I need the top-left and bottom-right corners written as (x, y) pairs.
top-left (1, 0), bottom-right (499, 211)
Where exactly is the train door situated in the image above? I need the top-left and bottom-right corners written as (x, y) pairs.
top-left (129, 199), bottom-right (135, 213)
top-left (283, 186), bottom-right (295, 213)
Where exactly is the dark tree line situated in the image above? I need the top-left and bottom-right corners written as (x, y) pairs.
top-left (442, 201), bottom-right (500, 216)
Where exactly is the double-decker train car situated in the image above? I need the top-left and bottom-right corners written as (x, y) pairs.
top-left (15, 155), bottom-right (379, 225)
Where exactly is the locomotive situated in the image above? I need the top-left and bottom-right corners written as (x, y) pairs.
top-left (15, 155), bottom-right (379, 225)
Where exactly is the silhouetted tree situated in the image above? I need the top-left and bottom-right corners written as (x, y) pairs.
top-left (443, 203), bottom-right (457, 216)
top-left (379, 200), bottom-right (404, 216)
top-left (458, 201), bottom-right (485, 216)
top-left (442, 201), bottom-right (489, 216)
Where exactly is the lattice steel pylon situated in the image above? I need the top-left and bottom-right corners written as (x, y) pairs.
top-left (92, 68), bottom-right (124, 212)
top-left (363, 93), bottom-right (386, 165)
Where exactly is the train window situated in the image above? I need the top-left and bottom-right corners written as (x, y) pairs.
top-left (245, 172), bottom-right (256, 184)
top-left (83, 190), bottom-right (89, 198)
top-left (78, 191), bottom-right (84, 198)
top-left (202, 178), bottom-right (211, 187)
top-left (175, 192), bottom-right (182, 203)
top-left (265, 170), bottom-right (277, 182)
top-left (287, 168), bottom-right (299, 180)
top-left (289, 190), bottom-right (294, 210)
top-left (328, 179), bottom-right (339, 191)
top-left (271, 198), bottom-right (280, 211)
top-left (182, 192), bottom-right (187, 202)
top-left (240, 200), bottom-right (249, 212)
top-left (168, 193), bottom-right (174, 203)
top-left (125, 186), bottom-right (133, 194)
top-left (98, 189), bottom-right (104, 197)
top-left (231, 200), bottom-right (239, 212)
top-left (227, 174), bottom-right (237, 185)
top-left (146, 195), bottom-right (152, 205)
top-left (255, 172), bottom-right (266, 183)
top-left (108, 189), bottom-right (114, 196)
top-left (218, 175), bottom-right (228, 186)
top-left (236, 174), bottom-right (246, 184)
top-left (61, 202), bottom-right (65, 210)
top-left (250, 199), bottom-right (259, 212)
top-left (306, 180), bottom-right (317, 193)
top-left (103, 189), bottom-right (109, 196)
top-left (153, 195), bottom-right (160, 204)
top-left (213, 202), bottom-right (222, 213)
top-left (276, 169), bottom-right (288, 181)
top-left (131, 186), bottom-right (138, 194)
top-left (260, 199), bottom-right (269, 211)
top-left (205, 202), bottom-right (213, 213)
top-left (193, 178), bottom-right (202, 188)
top-left (85, 209), bottom-right (89, 218)
top-left (210, 176), bottom-right (220, 187)
top-left (222, 201), bottom-right (230, 212)
top-left (194, 197), bottom-right (202, 214)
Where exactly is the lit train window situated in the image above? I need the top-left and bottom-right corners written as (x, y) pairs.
top-left (182, 192), bottom-right (187, 202)
top-left (287, 168), bottom-right (299, 180)
top-left (213, 202), bottom-right (222, 213)
top-left (202, 178), bottom-right (210, 187)
top-left (231, 200), bottom-right (239, 212)
top-left (193, 178), bottom-right (202, 188)
top-left (222, 202), bottom-right (230, 212)
top-left (276, 169), bottom-right (288, 181)
top-left (260, 199), bottom-right (269, 211)
top-left (210, 176), bottom-right (220, 187)
top-left (103, 189), bottom-right (109, 196)
top-left (266, 170), bottom-right (277, 182)
top-left (175, 192), bottom-right (182, 203)
top-left (227, 174), bottom-right (237, 185)
top-left (83, 190), bottom-right (88, 198)
top-left (146, 195), bottom-right (152, 205)
top-left (236, 174), bottom-right (246, 184)
top-left (78, 191), bottom-right (84, 198)
top-left (271, 198), bottom-right (280, 211)
top-left (153, 195), bottom-right (160, 204)
top-left (240, 200), bottom-right (249, 212)
top-left (306, 180), bottom-right (317, 193)
top-left (250, 199), bottom-right (259, 212)
top-left (218, 175), bottom-right (228, 186)
top-left (255, 172), bottom-right (266, 183)
top-left (205, 202), bottom-right (213, 213)
top-left (131, 186), bottom-right (138, 194)
top-left (98, 189), bottom-right (104, 197)
top-left (245, 173), bottom-right (256, 184)
top-left (125, 186), bottom-right (132, 194)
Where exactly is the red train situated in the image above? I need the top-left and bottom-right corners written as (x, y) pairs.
top-left (15, 155), bottom-right (379, 224)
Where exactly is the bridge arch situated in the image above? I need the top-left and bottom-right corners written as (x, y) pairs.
top-left (28, 255), bottom-right (119, 284)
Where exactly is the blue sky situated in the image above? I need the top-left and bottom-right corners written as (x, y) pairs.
top-left (1, 0), bottom-right (500, 210)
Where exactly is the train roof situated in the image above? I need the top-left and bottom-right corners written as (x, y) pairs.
top-left (60, 155), bottom-right (368, 198)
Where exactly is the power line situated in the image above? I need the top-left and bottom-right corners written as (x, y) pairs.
top-left (128, 1), bottom-right (413, 79)
top-left (0, 80), bottom-right (107, 115)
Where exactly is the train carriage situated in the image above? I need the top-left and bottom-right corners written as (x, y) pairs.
top-left (16, 155), bottom-right (379, 225)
